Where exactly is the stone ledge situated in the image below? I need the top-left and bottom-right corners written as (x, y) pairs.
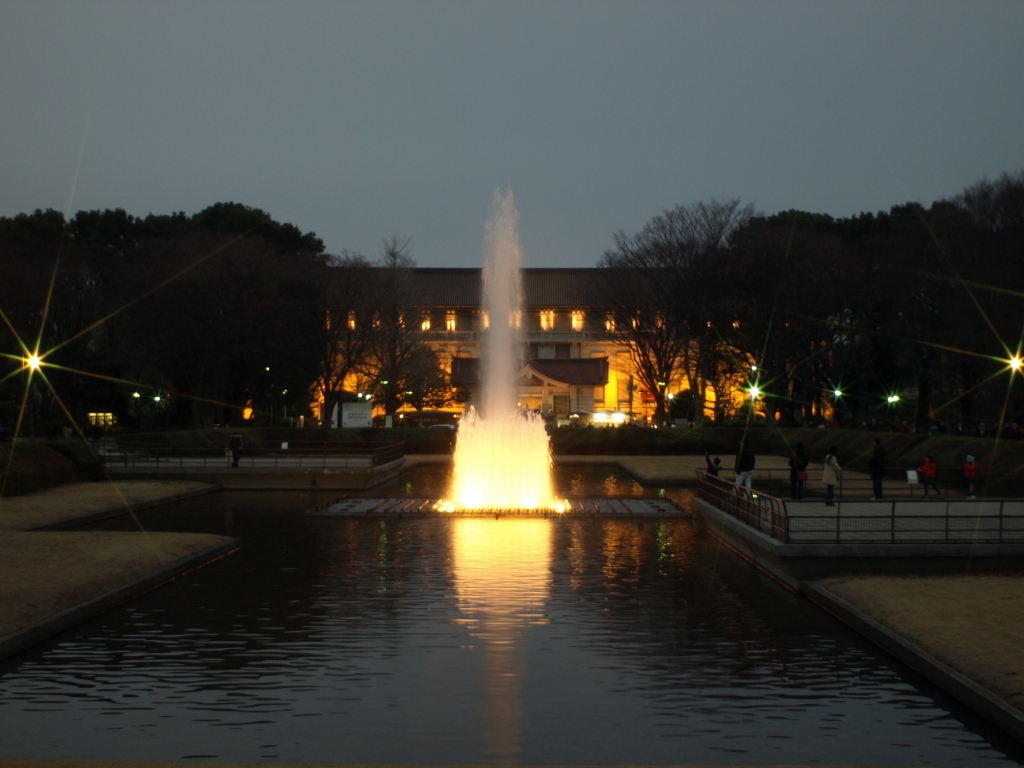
top-left (0, 535), bottom-right (240, 661)
top-left (806, 581), bottom-right (1024, 744)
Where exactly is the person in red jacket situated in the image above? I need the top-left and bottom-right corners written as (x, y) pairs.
top-left (917, 455), bottom-right (943, 498)
top-left (964, 454), bottom-right (977, 499)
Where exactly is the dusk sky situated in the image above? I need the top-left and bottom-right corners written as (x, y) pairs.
top-left (2, 1), bottom-right (1022, 268)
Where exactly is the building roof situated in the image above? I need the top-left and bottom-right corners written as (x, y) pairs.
top-left (528, 358), bottom-right (609, 386)
top-left (409, 268), bottom-right (616, 309)
top-left (451, 356), bottom-right (609, 387)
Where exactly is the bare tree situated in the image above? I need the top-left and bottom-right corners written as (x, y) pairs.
top-left (365, 237), bottom-right (435, 417)
top-left (315, 251), bottom-right (379, 425)
top-left (599, 199), bottom-right (753, 423)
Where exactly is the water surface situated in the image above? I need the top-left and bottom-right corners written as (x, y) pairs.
top-left (0, 478), bottom-right (1020, 764)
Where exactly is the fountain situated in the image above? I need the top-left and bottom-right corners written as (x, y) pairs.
top-left (444, 190), bottom-right (560, 512)
top-left (310, 192), bottom-right (684, 519)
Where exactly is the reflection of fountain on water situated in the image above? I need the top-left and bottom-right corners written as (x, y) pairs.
top-left (446, 190), bottom-right (559, 511)
top-left (452, 518), bottom-right (551, 759)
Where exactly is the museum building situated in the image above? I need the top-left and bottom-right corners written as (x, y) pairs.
top-left (410, 268), bottom-right (636, 421)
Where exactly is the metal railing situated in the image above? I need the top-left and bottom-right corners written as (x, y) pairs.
top-left (696, 470), bottom-right (1024, 545)
top-left (106, 441), bottom-right (404, 470)
top-left (695, 470), bottom-right (789, 541)
top-left (715, 466), bottom-right (996, 498)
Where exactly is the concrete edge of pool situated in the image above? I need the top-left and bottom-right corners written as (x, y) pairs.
top-left (0, 535), bottom-right (240, 662)
top-left (693, 496), bottom-right (1024, 745)
top-left (306, 497), bottom-right (690, 518)
top-left (805, 582), bottom-right (1024, 745)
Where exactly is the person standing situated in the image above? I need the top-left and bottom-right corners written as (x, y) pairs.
top-left (822, 446), bottom-right (841, 506)
top-left (734, 443), bottom-right (756, 496)
top-left (917, 455), bottom-right (943, 498)
top-left (964, 454), bottom-right (977, 499)
top-left (229, 431), bottom-right (243, 468)
top-left (788, 443), bottom-right (809, 500)
top-left (703, 448), bottom-right (723, 477)
top-left (869, 437), bottom-right (886, 500)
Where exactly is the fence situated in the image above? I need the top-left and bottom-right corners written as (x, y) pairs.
top-left (715, 466), bottom-right (1003, 498)
top-left (106, 441), bottom-right (404, 470)
top-left (695, 470), bottom-right (789, 541)
top-left (696, 470), bottom-right (1024, 545)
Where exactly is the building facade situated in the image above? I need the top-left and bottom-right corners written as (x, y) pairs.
top-left (408, 268), bottom-right (645, 422)
top-left (320, 267), bottom-right (745, 425)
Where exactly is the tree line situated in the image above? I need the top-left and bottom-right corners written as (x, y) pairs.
top-left (2, 170), bottom-right (1021, 436)
top-left (0, 204), bottom-right (445, 434)
top-left (601, 171), bottom-right (1024, 431)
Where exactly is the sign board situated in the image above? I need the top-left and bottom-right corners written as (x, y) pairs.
top-left (342, 402), bottom-right (373, 428)
top-left (906, 470), bottom-right (918, 484)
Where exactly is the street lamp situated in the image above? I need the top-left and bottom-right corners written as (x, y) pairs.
top-left (26, 354), bottom-right (40, 371)
top-left (1010, 356), bottom-right (1022, 372)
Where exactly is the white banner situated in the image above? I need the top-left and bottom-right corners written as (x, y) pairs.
top-left (342, 402), bottom-right (373, 428)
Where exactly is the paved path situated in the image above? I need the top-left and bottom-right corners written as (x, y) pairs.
top-left (0, 480), bottom-right (216, 531)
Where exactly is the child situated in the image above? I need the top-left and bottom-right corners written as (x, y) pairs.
top-left (703, 449), bottom-right (722, 477)
top-left (964, 454), bottom-right (977, 499)
top-left (917, 455), bottom-right (943, 499)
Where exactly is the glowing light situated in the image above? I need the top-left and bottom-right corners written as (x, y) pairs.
top-left (1010, 356), bottom-right (1023, 372)
top-left (610, 411), bottom-right (628, 424)
top-left (834, 389), bottom-right (842, 398)
top-left (26, 354), bottom-right (40, 371)
top-left (154, 395), bottom-right (161, 402)
top-left (749, 385), bottom-right (761, 400)
top-left (132, 392), bottom-right (140, 398)
top-left (451, 518), bottom-right (551, 755)
top-left (751, 364), bottom-right (757, 372)
top-left (592, 412), bottom-right (609, 423)
top-left (887, 394), bottom-right (901, 404)
top-left (445, 190), bottom-right (561, 513)
top-left (447, 407), bottom-right (558, 511)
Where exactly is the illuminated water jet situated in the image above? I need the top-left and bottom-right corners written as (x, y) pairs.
top-left (445, 190), bottom-right (559, 511)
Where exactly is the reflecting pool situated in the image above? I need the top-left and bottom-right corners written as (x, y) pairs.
top-left (0, 486), bottom-right (1020, 764)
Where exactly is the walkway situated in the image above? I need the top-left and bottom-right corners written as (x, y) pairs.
top-left (0, 480), bottom-right (216, 531)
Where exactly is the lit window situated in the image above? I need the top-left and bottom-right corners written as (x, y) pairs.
top-left (348, 310), bottom-right (356, 330)
top-left (605, 314), bottom-right (615, 331)
top-left (540, 310), bottom-right (555, 331)
top-left (481, 311), bottom-right (489, 330)
top-left (571, 310), bottom-right (584, 331)
top-left (511, 311), bottom-right (521, 328)
top-left (421, 313), bottom-right (431, 332)
top-left (446, 311), bottom-right (457, 332)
